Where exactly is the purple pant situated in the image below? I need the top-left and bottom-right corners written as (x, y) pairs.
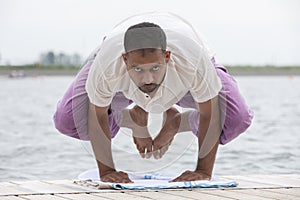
top-left (53, 57), bottom-right (253, 145)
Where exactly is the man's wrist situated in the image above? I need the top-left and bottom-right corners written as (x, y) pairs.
top-left (195, 167), bottom-right (211, 177)
top-left (100, 168), bottom-right (116, 177)
top-left (97, 159), bottom-right (116, 178)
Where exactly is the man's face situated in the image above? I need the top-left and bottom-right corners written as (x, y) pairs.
top-left (122, 50), bottom-right (170, 94)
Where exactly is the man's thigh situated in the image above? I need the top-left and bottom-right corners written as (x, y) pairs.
top-left (176, 65), bottom-right (253, 144)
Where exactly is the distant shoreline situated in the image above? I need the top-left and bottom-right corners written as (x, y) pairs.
top-left (0, 69), bottom-right (79, 77)
top-left (226, 67), bottom-right (300, 76)
top-left (1, 66), bottom-right (300, 77)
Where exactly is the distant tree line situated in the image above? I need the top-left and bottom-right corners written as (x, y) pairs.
top-left (39, 51), bottom-right (82, 67)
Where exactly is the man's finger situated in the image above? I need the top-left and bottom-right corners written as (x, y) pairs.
top-left (170, 171), bottom-right (209, 182)
top-left (119, 172), bottom-right (133, 183)
top-left (169, 171), bottom-right (191, 182)
top-left (103, 172), bottom-right (133, 183)
top-left (110, 173), bottom-right (122, 182)
top-left (102, 175), bottom-right (117, 183)
top-left (119, 176), bottom-right (133, 183)
top-left (170, 174), bottom-right (187, 182)
top-left (170, 176), bottom-right (181, 182)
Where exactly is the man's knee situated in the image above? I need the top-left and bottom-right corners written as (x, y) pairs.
top-left (219, 87), bottom-right (254, 144)
top-left (220, 108), bottom-right (253, 144)
top-left (215, 66), bottom-right (254, 144)
top-left (53, 101), bottom-right (82, 139)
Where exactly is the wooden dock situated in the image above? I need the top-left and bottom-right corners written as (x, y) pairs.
top-left (0, 174), bottom-right (299, 199)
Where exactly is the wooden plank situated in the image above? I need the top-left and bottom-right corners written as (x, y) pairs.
top-left (263, 188), bottom-right (300, 197)
top-left (42, 180), bottom-right (101, 192)
top-left (248, 174), bottom-right (300, 187)
top-left (10, 180), bottom-right (88, 194)
top-left (222, 175), bottom-right (286, 188)
top-left (0, 174), bottom-right (299, 199)
top-left (57, 193), bottom-right (108, 200)
top-left (162, 189), bottom-right (235, 200)
top-left (71, 180), bottom-right (112, 190)
top-left (267, 174), bottom-right (300, 179)
top-left (220, 176), bottom-right (278, 189)
top-left (224, 174), bottom-right (300, 187)
top-left (0, 181), bottom-right (35, 195)
top-left (93, 192), bottom-right (151, 200)
top-left (20, 194), bottom-right (69, 200)
top-left (0, 184), bottom-right (33, 196)
top-left (0, 196), bottom-right (25, 200)
top-left (128, 190), bottom-right (198, 200)
top-left (196, 189), bottom-right (274, 200)
top-left (234, 188), bottom-right (299, 200)
top-left (0, 182), bottom-right (18, 187)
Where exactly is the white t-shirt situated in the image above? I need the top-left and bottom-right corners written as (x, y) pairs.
top-left (86, 12), bottom-right (222, 113)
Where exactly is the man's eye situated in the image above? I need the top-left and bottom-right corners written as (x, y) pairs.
top-left (153, 65), bottom-right (160, 71)
top-left (134, 67), bottom-right (142, 72)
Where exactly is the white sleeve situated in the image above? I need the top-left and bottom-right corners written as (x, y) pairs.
top-left (189, 52), bottom-right (222, 103)
top-left (85, 55), bottom-right (114, 107)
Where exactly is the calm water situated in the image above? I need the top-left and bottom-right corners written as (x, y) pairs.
top-left (0, 75), bottom-right (299, 181)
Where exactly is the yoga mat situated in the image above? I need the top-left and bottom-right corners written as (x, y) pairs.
top-left (78, 169), bottom-right (238, 190)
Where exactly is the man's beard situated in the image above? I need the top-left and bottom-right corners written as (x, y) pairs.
top-left (139, 83), bottom-right (160, 93)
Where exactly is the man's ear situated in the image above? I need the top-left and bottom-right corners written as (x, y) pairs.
top-left (165, 51), bottom-right (171, 63)
top-left (122, 53), bottom-right (127, 64)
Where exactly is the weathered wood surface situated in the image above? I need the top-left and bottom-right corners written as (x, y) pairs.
top-left (0, 174), bottom-right (299, 199)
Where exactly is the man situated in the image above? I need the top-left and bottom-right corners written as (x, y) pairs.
top-left (53, 12), bottom-right (253, 183)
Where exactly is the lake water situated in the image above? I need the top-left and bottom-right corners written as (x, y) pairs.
top-left (0, 75), bottom-right (299, 181)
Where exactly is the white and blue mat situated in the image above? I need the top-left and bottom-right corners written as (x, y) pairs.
top-left (78, 169), bottom-right (238, 190)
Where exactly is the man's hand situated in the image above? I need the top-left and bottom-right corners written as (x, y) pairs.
top-left (170, 170), bottom-right (210, 182)
top-left (101, 170), bottom-right (133, 183)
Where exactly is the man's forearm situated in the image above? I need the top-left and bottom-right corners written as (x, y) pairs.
top-left (88, 103), bottom-right (115, 176)
top-left (196, 116), bottom-right (219, 176)
top-left (196, 97), bottom-right (221, 177)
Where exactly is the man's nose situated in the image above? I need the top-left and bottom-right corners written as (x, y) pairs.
top-left (142, 72), bottom-right (154, 84)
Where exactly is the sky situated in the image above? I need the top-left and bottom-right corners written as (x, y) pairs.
top-left (0, 0), bottom-right (299, 66)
